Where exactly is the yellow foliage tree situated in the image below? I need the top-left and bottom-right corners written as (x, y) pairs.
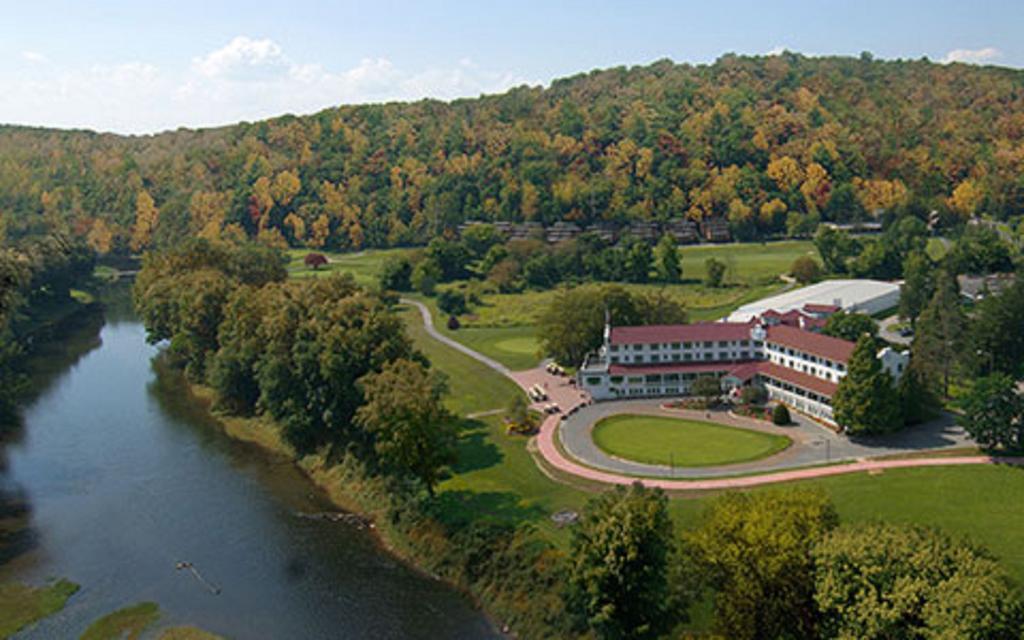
top-left (130, 190), bottom-right (159, 252)
top-left (759, 198), bottom-right (788, 226)
top-left (283, 213), bottom-right (306, 244)
top-left (271, 170), bottom-right (301, 206)
top-left (309, 214), bottom-right (330, 248)
top-left (767, 156), bottom-right (804, 192)
top-left (948, 179), bottom-right (984, 218)
top-left (189, 191), bottom-right (230, 241)
top-left (853, 178), bottom-right (909, 214)
top-left (87, 218), bottom-right (114, 254)
top-left (800, 162), bottom-right (831, 212)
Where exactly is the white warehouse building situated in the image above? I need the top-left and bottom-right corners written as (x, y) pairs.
top-left (726, 279), bottom-right (900, 323)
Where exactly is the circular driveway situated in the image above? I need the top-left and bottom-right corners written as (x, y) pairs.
top-left (558, 399), bottom-right (975, 479)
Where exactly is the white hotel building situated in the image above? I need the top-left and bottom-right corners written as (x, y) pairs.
top-left (578, 314), bottom-right (908, 425)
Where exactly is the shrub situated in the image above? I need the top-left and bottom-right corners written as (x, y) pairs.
top-left (437, 289), bottom-right (468, 315)
top-left (772, 404), bottom-right (791, 425)
top-left (790, 255), bottom-right (822, 284)
top-left (740, 385), bottom-right (767, 406)
top-left (446, 315), bottom-right (460, 330)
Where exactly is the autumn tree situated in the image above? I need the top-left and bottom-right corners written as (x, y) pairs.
top-left (356, 359), bottom-right (457, 496)
top-left (130, 190), bottom-right (159, 252)
top-left (790, 255), bottom-right (822, 284)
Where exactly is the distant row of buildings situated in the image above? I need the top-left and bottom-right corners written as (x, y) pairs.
top-left (457, 218), bottom-right (732, 245)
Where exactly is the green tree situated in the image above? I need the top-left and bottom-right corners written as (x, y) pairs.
top-left (437, 289), bottom-right (468, 315)
top-left (957, 373), bottom-right (1024, 451)
top-left (685, 489), bottom-right (838, 640)
top-left (653, 234), bottom-right (681, 283)
top-left (411, 258), bottom-right (441, 296)
top-left (566, 483), bottom-right (679, 640)
top-left (898, 249), bottom-right (933, 323)
top-left (379, 255), bottom-right (413, 291)
top-left (691, 375), bottom-right (722, 402)
top-left (537, 285), bottom-right (686, 366)
top-left (814, 523), bottom-right (1024, 639)
top-left (911, 273), bottom-right (966, 397)
top-left (814, 225), bottom-right (861, 274)
top-left (772, 403), bottom-right (791, 425)
top-left (704, 257), bottom-right (726, 288)
top-left (821, 312), bottom-right (877, 342)
top-left (623, 238), bottom-right (653, 283)
top-left (355, 359), bottom-right (457, 496)
top-left (966, 277), bottom-right (1024, 377)
top-left (832, 335), bottom-right (901, 434)
top-left (790, 255), bottom-right (822, 284)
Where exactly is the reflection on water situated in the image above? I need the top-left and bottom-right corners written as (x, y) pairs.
top-left (0, 295), bottom-right (496, 639)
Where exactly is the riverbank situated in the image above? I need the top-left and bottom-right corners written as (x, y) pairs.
top-left (172, 370), bottom-right (560, 639)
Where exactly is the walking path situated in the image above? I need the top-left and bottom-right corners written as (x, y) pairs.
top-left (405, 298), bottom-right (1024, 490)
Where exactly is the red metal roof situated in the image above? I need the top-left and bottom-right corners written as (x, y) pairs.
top-left (753, 361), bottom-right (839, 397)
top-left (607, 361), bottom-right (740, 376)
top-left (765, 324), bottom-right (854, 363)
top-left (609, 322), bottom-right (753, 345)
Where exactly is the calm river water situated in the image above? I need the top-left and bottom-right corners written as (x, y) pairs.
top-left (0, 300), bottom-right (498, 639)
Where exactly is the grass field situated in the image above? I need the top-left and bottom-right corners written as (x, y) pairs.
top-left (678, 240), bottom-right (817, 285)
top-left (592, 414), bottom-right (791, 467)
top-left (80, 602), bottom-right (160, 640)
top-left (286, 248), bottom-right (412, 286)
top-left (0, 579), bottom-right (78, 638)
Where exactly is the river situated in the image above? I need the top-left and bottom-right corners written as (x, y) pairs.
top-left (0, 298), bottom-right (498, 639)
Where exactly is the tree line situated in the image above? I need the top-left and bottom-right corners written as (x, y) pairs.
top-left (133, 239), bottom-right (458, 493)
top-left (0, 231), bottom-right (94, 418)
top-left (4, 53), bottom-right (1024, 256)
top-left (566, 483), bottom-right (1023, 639)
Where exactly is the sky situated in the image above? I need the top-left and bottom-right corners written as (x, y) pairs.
top-left (1, 0), bottom-right (1022, 135)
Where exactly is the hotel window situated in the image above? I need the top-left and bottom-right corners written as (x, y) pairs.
top-left (610, 376), bottom-right (623, 383)
top-left (633, 344), bottom-right (642, 351)
top-left (650, 355), bottom-right (660, 363)
top-left (717, 341), bottom-right (728, 347)
top-left (610, 345), bottom-right (619, 352)
top-left (610, 356), bottom-right (620, 364)
top-left (671, 342), bottom-right (681, 349)
top-left (739, 340), bottom-right (749, 347)
top-left (683, 353), bottom-right (693, 361)
top-left (651, 343), bottom-right (660, 350)
top-left (719, 352), bottom-right (729, 360)
top-left (754, 341), bottom-right (763, 348)
top-left (704, 353), bottom-right (714, 360)
top-left (586, 377), bottom-right (602, 385)
top-left (683, 342), bottom-right (692, 349)
top-left (671, 354), bottom-right (680, 362)
top-left (703, 341), bottom-right (713, 348)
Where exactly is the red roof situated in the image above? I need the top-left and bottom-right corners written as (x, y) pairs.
top-left (753, 361), bottom-right (839, 397)
top-left (765, 324), bottom-right (854, 363)
top-left (609, 322), bottom-right (753, 345)
top-left (608, 361), bottom-right (739, 376)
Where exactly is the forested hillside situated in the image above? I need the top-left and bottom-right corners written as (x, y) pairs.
top-left (3, 52), bottom-right (1024, 253)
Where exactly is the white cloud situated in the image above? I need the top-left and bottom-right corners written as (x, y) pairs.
top-left (941, 47), bottom-right (1001, 65)
top-left (21, 50), bottom-right (48, 64)
top-left (765, 45), bottom-right (788, 56)
top-left (0, 36), bottom-right (533, 134)
top-left (192, 36), bottom-right (285, 77)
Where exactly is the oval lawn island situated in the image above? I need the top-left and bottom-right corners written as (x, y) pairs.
top-left (591, 414), bottom-right (792, 468)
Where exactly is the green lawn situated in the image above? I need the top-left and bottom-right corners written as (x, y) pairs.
top-left (399, 304), bottom-right (523, 416)
top-left (286, 248), bottom-right (412, 286)
top-left (80, 602), bottom-right (160, 640)
top-left (444, 326), bottom-right (541, 371)
top-left (0, 579), bottom-right (79, 638)
top-left (678, 240), bottom-right (817, 285)
top-left (593, 414), bottom-right (791, 467)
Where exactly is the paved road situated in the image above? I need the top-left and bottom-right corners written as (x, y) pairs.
top-left (558, 400), bottom-right (972, 478)
top-left (878, 314), bottom-right (912, 346)
top-left (403, 298), bottom-right (512, 376)
top-left (404, 298), bottom-right (1022, 489)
